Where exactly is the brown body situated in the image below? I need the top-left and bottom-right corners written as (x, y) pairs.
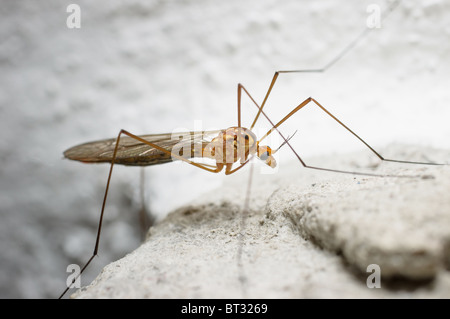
top-left (64, 127), bottom-right (276, 172)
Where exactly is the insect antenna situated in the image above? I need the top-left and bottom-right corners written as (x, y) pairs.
top-left (273, 130), bottom-right (298, 153)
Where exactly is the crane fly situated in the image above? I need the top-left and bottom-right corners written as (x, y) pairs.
top-left (63, 127), bottom-right (275, 174)
top-left (59, 0), bottom-right (446, 298)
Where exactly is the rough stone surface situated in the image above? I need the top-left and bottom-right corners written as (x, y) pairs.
top-left (2, 0), bottom-right (450, 298)
top-left (73, 145), bottom-right (450, 298)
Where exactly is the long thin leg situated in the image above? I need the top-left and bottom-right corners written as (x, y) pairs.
top-left (247, 0), bottom-right (401, 130)
top-left (225, 156), bottom-right (254, 175)
top-left (263, 96), bottom-right (444, 166)
top-left (236, 161), bottom-right (254, 298)
top-left (59, 129), bottom-right (223, 298)
top-left (138, 168), bottom-right (153, 240)
top-left (238, 84), bottom-right (444, 178)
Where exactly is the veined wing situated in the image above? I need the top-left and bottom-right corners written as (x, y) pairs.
top-left (63, 130), bottom-right (222, 166)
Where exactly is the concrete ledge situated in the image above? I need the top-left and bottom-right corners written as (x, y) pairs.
top-left (73, 144), bottom-right (450, 298)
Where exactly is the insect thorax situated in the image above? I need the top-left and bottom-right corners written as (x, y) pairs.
top-left (203, 127), bottom-right (257, 164)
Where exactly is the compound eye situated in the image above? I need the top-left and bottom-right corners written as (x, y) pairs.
top-left (244, 134), bottom-right (249, 140)
top-left (260, 151), bottom-right (269, 160)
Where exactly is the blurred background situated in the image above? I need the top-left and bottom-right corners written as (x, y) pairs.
top-left (0, 0), bottom-right (449, 298)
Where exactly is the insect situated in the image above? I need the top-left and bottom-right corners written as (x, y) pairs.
top-left (59, 1), bottom-right (446, 298)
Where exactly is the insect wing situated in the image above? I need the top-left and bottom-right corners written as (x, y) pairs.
top-left (63, 130), bottom-right (221, 166)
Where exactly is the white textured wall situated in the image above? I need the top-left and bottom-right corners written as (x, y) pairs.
top-left (0, 0), bottom-right (449, 298)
